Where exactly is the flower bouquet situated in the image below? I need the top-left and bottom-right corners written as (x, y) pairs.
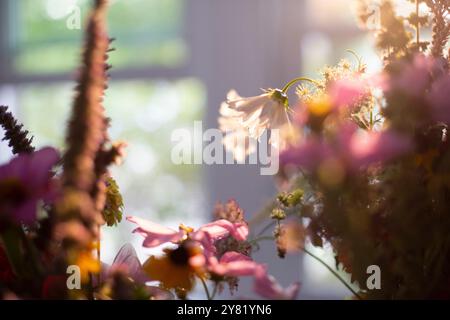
top-left (1, 0), bottom-right (450, 300)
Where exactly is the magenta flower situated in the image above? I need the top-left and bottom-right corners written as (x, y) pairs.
top-left (281, 123), bottom-right (411, 173)
top-left (0, 147), bottom-right (59, 225)
top-left (127, 216), bottom-right (249, 249)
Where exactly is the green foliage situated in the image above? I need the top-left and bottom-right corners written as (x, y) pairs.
top-left (102, 176), bottom-right (124, 227)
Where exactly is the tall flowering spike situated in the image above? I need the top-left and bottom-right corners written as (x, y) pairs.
top-left (63, 0), bottom-right (110, 192)
top-left (427, 0), bottom-right (450, 58)
top-left (0, 105), bottom-right (35, 154)
top-left (57, 0), bottom-right (111, 247)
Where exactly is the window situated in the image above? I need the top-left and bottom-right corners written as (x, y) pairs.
top-left (0, 0), bottom-right (206, 265)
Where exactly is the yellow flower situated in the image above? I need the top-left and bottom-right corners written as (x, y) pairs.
top-left (307, 95), bottom-right (332, 117)
top-left (143, 240), bottom-right (205, 292)
top-left (74, 249), bottom-right (101, 283)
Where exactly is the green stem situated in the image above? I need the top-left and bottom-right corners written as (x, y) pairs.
top-left (255, 221), bottom-right (276, 237)
top-left (200, 277), bottom-right (212, 300)
top-left (249, 232), bottom-right (361, 299)
top-left (281, 77), bottom-right (320, 94)
top-left (249, 235), bottom-right (275, 245)
top-left (210, 282), bottom-right (219, 300)
top-left (302, 248), bottom-right (362, 299)
top-left (346, 49), bottom-right (363, 71)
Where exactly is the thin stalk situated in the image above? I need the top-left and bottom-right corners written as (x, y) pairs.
top-left (282, 77), bottom-right (320, 94)
top-left (210, 282), bottom-right (219, 300)
top-left (200, 277), bottom-right (212, 300)
top-left (303, 248), bottom-right (362, 299)
top-left (248, 231), bottom-right (362, 299)
top-left (346, 49), bottom-right (363, 71)
top-left (255, 221), bottom-right (276, 237)
top-left (248, 235), bottom-right (275, 246)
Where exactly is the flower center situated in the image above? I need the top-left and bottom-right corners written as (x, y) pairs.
top-left (179, 223), bottom-right (194, 234)
top-left (168, 244), bottom-right (191, 266)
top-left (0, 178), bottom-right (28, 206)
top-left (269, 89), bottom-right (289, 108)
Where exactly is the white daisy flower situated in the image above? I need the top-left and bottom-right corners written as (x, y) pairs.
top-left (218, 89), bottom-right (291, 160)
top-left (224, 89), bottom-right (290, 140)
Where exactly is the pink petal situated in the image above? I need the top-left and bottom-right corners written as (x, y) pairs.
top-left (330, 79), bottom-right (366, 108)
top-left (280, 138), bottom-right (332, 172)
top-left (253, 266), bottom-right (300, 300)
top-left (349, 130), bottom-right (412, 167)
top-left (189, 254), bottom-right (206, 268)
top-left (27, 147), bottom-right (60, 188)
top-left (111, 243), bottom-right (149, 284)
top-left (196, 219), bottom-right (249, 241)
top-left (126, 216), bottom-right (184, 248)
top-left (220, 251), bottom-right (252, 263)
top-left (191, 231), bottom-right (217, 259)
top-left (14, 199), bottom-right (38, 224)
top-left (208, 252), bottom-right (259, 277)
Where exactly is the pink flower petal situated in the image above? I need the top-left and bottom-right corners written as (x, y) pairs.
top-left (220, 251), bottom-right (252, 263)
top-left (208, 251), bottom-right (259, 277)
top-left (111, 243), bottom-right (149, 284)
top-left (349, 130), bottom-right (412, 168)
top-left (196, 219), bottom-right (249, 241)
top-left (190, 231), bottom-right (217, 259)
top-left (330, 79), bottom-right (366, 109)
top-left (253, 266), bottom-right (300, 300)
top-left (189, 254), bottom-right (206, 268)
top-left (14, 198), bottom-right (38, 224)
top-left (126, 216), bottom-right (185, 248)
top-left (26, 147), bottom-right (60, 189)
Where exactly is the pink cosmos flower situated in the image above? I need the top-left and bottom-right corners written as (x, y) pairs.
top-left (208, 251), bottom-right (300, 300)
top-left (280, 123), bottom-right (411, 173)
top-left (127, 216), bottom-right (249, 249)
top-left (0, 147), bottom-right (59, 225)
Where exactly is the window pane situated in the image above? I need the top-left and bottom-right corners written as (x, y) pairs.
top-left (12, 0), bottom-right (187, 74)
top-left (2, 78), bottom-right (205, 223)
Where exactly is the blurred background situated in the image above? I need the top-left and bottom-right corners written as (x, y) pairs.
top-left (0, 0), bottom-right (407, 299)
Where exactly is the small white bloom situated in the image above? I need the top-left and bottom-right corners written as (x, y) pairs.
top-left (218, 89), bottom-right (291, 160)
top-left (225, 89), bottom-right (289, 139)
top-left (218, 100), bottom-right (256, 162)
